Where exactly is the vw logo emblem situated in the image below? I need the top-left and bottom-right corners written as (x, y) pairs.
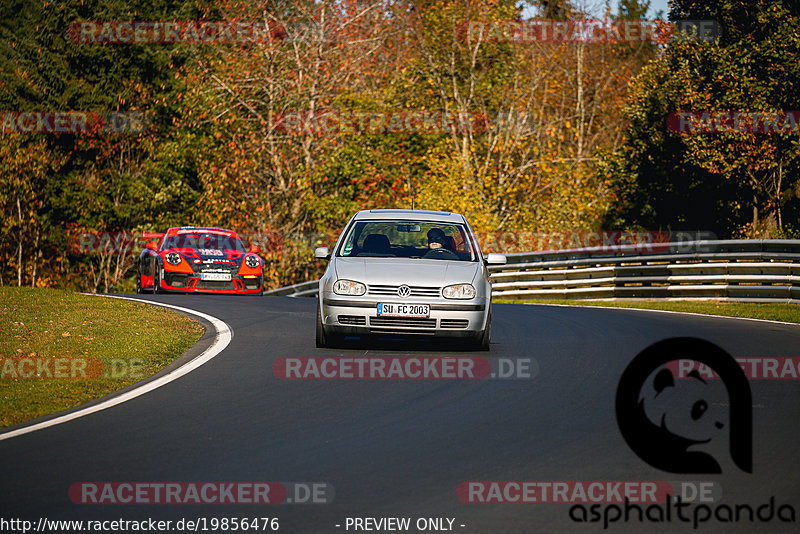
top-left (397, 285), bottom-right (411, 298)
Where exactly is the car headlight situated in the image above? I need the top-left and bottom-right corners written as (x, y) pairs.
top-left (442, 283), bottom-right (476, 299)
top-left (166, 252), bottom-right (182, 265)
top-left (245, 255), bottom-right (260, 268)
top-left (333, 279), bottom-right (366, 296)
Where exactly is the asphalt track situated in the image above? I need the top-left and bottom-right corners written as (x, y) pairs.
top-left (1, 295), bottom-right (800, 533)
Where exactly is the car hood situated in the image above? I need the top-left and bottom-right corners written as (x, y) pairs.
top-left (333, 257), bottom-right (479, 286)
top-left (170, 248), bottom-right (246, 264)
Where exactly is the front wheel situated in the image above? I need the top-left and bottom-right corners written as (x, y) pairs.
top-left (153, 265), bottom-right (162, 294)
top-left (256, 277), bottom-right (264, 296)
top-left (473, 308), bottom-right (491, 351)
top-left (315, 298), bottom-right (328, 348)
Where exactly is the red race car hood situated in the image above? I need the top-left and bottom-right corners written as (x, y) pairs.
top-left (168, 248), bottom-right (245, 265)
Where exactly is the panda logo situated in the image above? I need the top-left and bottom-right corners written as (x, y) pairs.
top-left (641, 367), bottom-right (729, 470)
top-left (616, 337), bottom-right (752, 474)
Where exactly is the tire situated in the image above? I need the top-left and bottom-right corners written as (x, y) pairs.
top-left (315, 298), bottom-right (328, 348)
top-left (135, 274), bottom-right (143, 294)
top-left (153, 264), bottom-right (162, 294)
top-left (474, 307), bottom-right (491, 351)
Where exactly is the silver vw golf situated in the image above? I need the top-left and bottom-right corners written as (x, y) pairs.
top-left (314, 209), bottom-right (506, 350)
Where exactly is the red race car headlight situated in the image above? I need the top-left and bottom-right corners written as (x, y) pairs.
top-left (238, 254), bottom-right (263, 275)
top-left (245, 254), bottom-right (260, 268)
top-left (162, 252), bottom-right (194, 273)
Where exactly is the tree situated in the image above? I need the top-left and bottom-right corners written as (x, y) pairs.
top-left (530, 0), bottom-right (574, 19)
top-left (617, 0), bottom-right (650, 20)
top-left (404, 0), bottom-right (649, 235)
top-left (603, 0), bottom-right (800, 237)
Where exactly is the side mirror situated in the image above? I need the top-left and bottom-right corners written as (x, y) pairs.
top-left (146, 241), bottom-right (158, 251)
top-left (314, 246), bottom-right (330, 259)
top-left (249, 245), bottom-right (261, 254)
top-left (485, 253), bottom-right (507, 265)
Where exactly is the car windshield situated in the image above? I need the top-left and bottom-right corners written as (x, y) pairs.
top-left (163, 232), bottom-right (246, 253)
top-left (336, 220), bottom-right (477, 261)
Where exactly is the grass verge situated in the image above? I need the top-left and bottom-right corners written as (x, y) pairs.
top-left (495, 298), bottom-right (800, 324)
top-left (0, 288), bottom-right (203, 428)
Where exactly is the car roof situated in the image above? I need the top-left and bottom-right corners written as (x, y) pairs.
top-left (352, 209), bottom-right (467, 224)
top-left (165, 226), bottom-right (240, 238)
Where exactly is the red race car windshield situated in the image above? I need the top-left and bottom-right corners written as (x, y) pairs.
top-left (163, 233), bottom-right (246, 254)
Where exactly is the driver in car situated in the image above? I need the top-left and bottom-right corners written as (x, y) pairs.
top-left (424, 227), bottom-right (459, 259)
top-left (427, 228), bottom-right (447, 250)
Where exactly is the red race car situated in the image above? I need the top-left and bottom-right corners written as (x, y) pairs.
top-left (136, 226), bottom-right (264, 295)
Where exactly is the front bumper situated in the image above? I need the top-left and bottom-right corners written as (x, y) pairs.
top-left (320, 296), bottom-right (488, 338)
top-left (160, 272), bottom-right (263, 294)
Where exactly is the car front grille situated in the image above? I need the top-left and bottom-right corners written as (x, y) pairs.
top-left (440, 319), bottom-right (469, 329)
top-left (368, 284), bottom-right (441, 297)
top-left (165, 274), bottom-right (190, 287)
top-left (369, 316), bottom-right (437, 329)
top-left (338, 315), bottom-right (366, 326)
top-left (196, 280), bottom-right (236, 290)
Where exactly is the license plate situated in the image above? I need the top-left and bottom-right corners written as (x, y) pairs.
top-left (377, 303), bottom-right (430, 318)
top-left (201, 272), bottom-right (231, 281)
